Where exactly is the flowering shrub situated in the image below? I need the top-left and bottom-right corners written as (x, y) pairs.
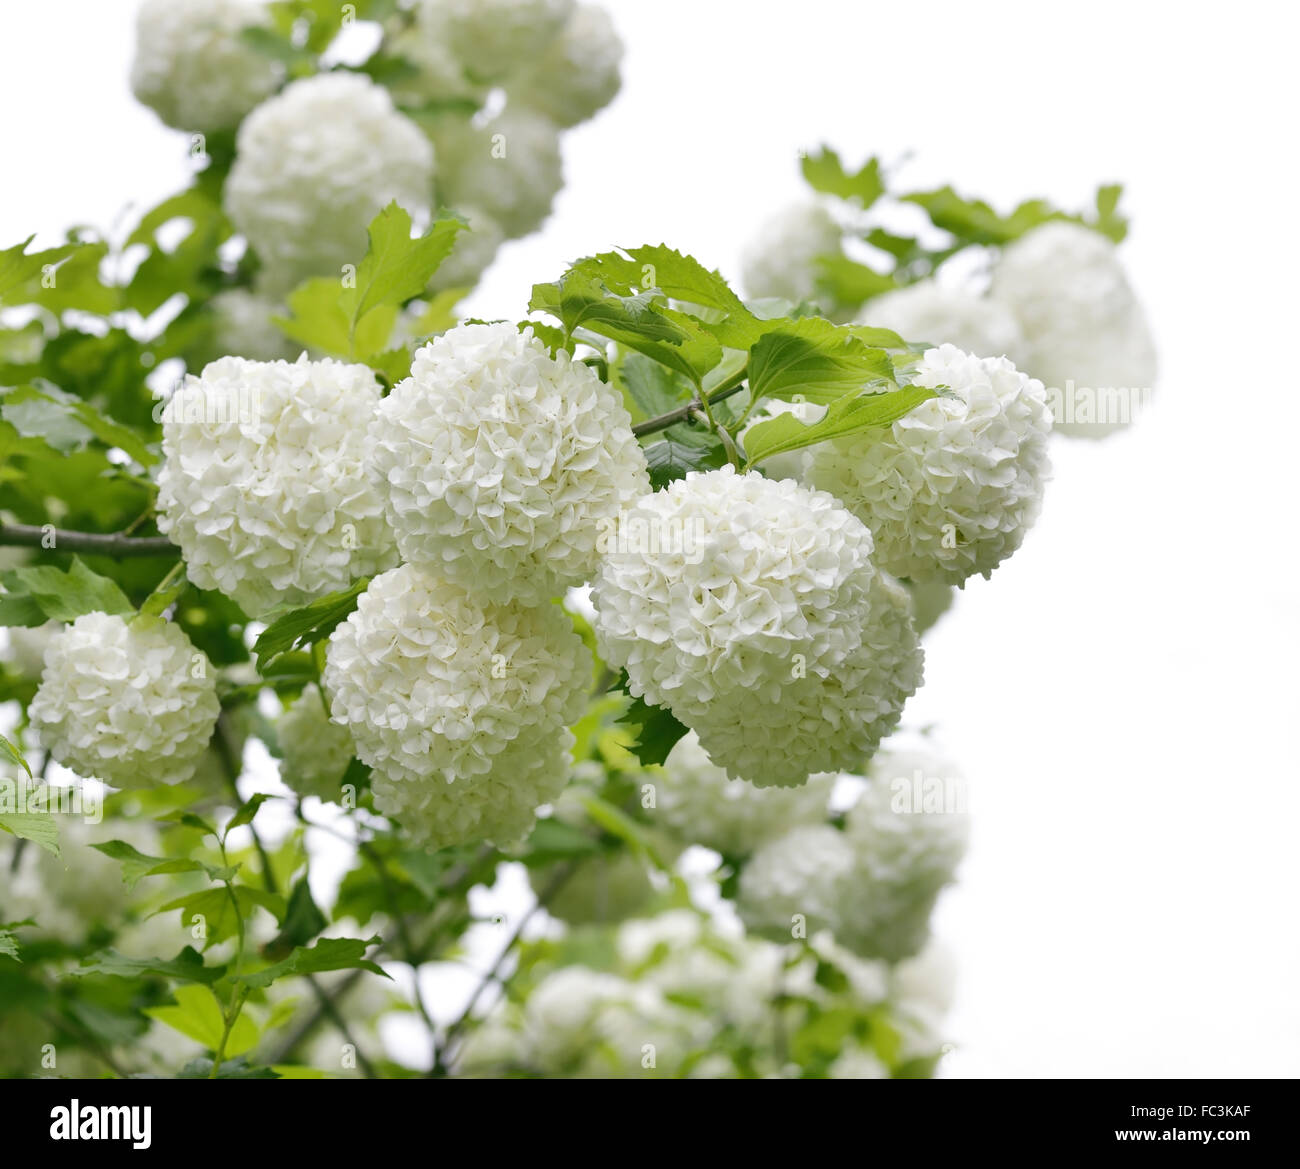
top-left (0, 1), bottom-right (1155, 1081)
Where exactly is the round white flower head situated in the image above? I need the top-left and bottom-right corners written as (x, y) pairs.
top-left (388, 1), bottom-right (487, 105)
top-left (507, 3), bottom-right (623, 128)
top-left (989, 221), bottom-right (1157, 439)
top-left (804, 343), bottom-right (1053, 584)
top-left (533, 848), bottom-right (656, 925)
top-left (370, 323), bottom-right (649, 605)
top-left (435, 109), bottom-right (564, 238)
top-left (741, 201), bottom-right (842, 304)
top-left (157, 355), bottom-right (398, 618)
top-left (428, 205), bottom-right (505, 293)
top-left (278, 684), bottom-right (355, 802)
top-left (737, 824), bottom-right (859, 942)
top-left (651, 732), bottom-right (834, 855)
top-left (194, 290), bottom-right (301, 365)
top-left (835, 749), bottom-right (970, 962)
top-left (860, 281), bottom-right (1026, 364)
top-left (592, 466), bottom-right (922, 786)
top-left (323, 563), bottom-right (592, 850)
top-left (29, 613), bottom-right (219, 788)
top-left (437, 0), bottom-right (574, 82)
top-left (130, 0), bottom-right (281, 133)
top-left (225, 72), bottom-right (434, 295)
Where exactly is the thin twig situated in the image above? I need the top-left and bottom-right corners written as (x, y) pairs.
top-left (630, 365), bottom-right (749, 439)
top-left (0, 522), bottom-right (175, 558)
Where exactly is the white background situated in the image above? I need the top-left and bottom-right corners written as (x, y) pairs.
top-left (2, 0), bottom-right (1297, 1077)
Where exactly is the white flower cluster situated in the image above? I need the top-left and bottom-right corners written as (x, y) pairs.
top-left (593, 466), bottom-right (922, 786)
top-left (803, 344), bottom-right (1053, 584)
top-left (437, 0), bottom-right (575, 82)
top-left (370, 323), bottom-right (649, 606)
top-left (738, 748), bottom-right (969, 962)
top-left (990, 221), bottom-right (1158, 438)
top-left (433, 109), bottom-right (565, 239)
top-left (506, 3), bottom-right (624, 128)
top-left (860, 282), bottom-right (1026, 364)
top-left (741, 201), bottom-right (842, 305)
top-left (651, 732), bottom-right (835, 855)
top-left (130, 0), bottom-right (281, 134)
top-left (157, 355), bottom-right (397, 618)
top-left (29, 614), bottom-right (219, 788)
top-left (323, 563), bottom-right (592, 850)
top-left (225, 72), bottom-right (434, 294)
top-left (277, 684), bottom-right (355, 802)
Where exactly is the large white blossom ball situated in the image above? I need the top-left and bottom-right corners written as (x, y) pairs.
top-left (989, 221), bottom-right (1157, 438)
top-left (507, 3), bottom-right (623, 128)
top-left (369, 323), bottom-right (649, 606)
top-left (278, 684), bottom-right (355, 802)
top-left (29, 614), bottom-right (219, 788)
top-left (859, 281), bottom-right (1026, 363)
top-left (741, 201), bottom-right (842, 304)
top-left (435, 109), bottom-right (564, 238)
top-left (225, 72), bottom-right (434, 294)
top-left (130, 0), bottom-right (281, 134)
top-left (157, 355), bottom-right (398, 618)
top-left (323, 563), bottom-right (592, 850)
top-left (592, 466), bottom-right (922, 786)
top-left (737, 824), bottom-right (859, 941)
top-left (651, 732), bottom-right (833, 855)
top-left (804, 343), bottom-right (1053, 584)
top-left (437, 0), bottom-right (573, 82)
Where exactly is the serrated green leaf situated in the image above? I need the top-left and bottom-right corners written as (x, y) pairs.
top-left (76, 945), bottom-right (226, 984)
top-left (262, 877), bottom-right (328, 961)
top-left (146, 984), bottom-right (258, 1056)
top-left (643, 438), bottom-right (726, 490)
top-left (747, 317), bottom-right (895, 406)
top-left (0, 929), bottom-right (20, 962)
top-left (253, 578), bottom-right (369, 670)
top-left (154, 885), bottom-right (285, 945)
top-left (616, 692), bottom-right (689, 767)
top-left (0, 556), bottom-right (133, 621)
top-left (1, 731), bottom-right (32, 778)
top-left (0, 235), bottom-right (81, 305)
top-left (801, 147), bottom-right (885, 207)
top-left (0, 811), bottom-right (60, 857)
top-left (90, 839), bottom-right (211, 891)
top-left (234, 936), bottom-right (389, 989)
top-left (615, 351), bottom-right (693, 422)
top-left (227, 792), bottom-right (274, 833)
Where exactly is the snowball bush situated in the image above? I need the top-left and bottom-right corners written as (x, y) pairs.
top-left (277, 684), bottom-right (355, 802)
top-left (990, 221), bottom-right (1158, 438)
top-left (369, 323), bottom-right (649, 606)
top-left (805, 343), bottom-right (1053, 584)
top-left (156, 355), bottom-right (397, 618)
top-left (593, 466), bottom-right (922, 786)
top-left (29, 613), bottom-right (219, 788)
top-left (737, 824), bottom-right (859, 939)
top-left (225, 72), bottom-right (434, 294)
top-left (130, 0), bottom-right (281, 134)
top-left (438, 0), bottom-right (574, 82)
top-left (507, 3), bottom-right (624, 127)
top-left (323, 563), bottom-right (592, 850)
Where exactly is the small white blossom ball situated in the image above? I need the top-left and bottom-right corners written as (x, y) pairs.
top-left (592, 466), bottom-right (922, 786)
top-left (157, 355), bottom-right (398, 618)
top-left (29, 614), bottom-right (219, 788)
top-left (435, 109), bottom-right (564, 238)
top-left (651, 732), bottom-right (833, 855)
top-left (737, 824), bottom-right (859, 941)
top-left (507, 3), bottom-right (623, 128)
top-left (804, 343), bottom-right (1053, 584)
top-left (860, 281), bottom-right (1026, 363)
top-left (225, 72), bottom-right (434, 294)
top-left (741, 201), bottom-right (842, 304)
top-left (278, 684), bottom-right (355, 802)
top-left (437, 0), bottom-right (574, 82)
top-left (388, 1), bottom-right (487, 105)
top-left (130, 0), bottom-right (281, 134)
top-left (989, 221), bottom-right (1157, 439)
top-left (323, 563), bottom-right (592, 850)
top-left (835, 751), bottom-right (970, 962)
top-left (369, 323), bottom-right (649, 606)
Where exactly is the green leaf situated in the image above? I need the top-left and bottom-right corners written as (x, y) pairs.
top-left (0, 929), bottom-right (20, 962)
top-left (1092, 183), bottom-right (1129, 243)
top-left (75, 945), bottom-right (227, 985)
top-left (253, 578), bottom-right (369, 670)
top-left (1, 731), bottom-right (32, 779)
top-left (227, 792), bottom-right (274, 833)
top-left (154, 885), bottom-right (285, 945)
top-left (0, 235), bottom-right (81, 305)
top-left (901, 186), bottom-right (1082, 247)
top-left (615, 351), bottom-right (694, 423)
top-left (89, 839), bottom-right (211, 891)
top-left (747, 317), bottom-right (895, 406)
top-left (643, 438), bottom-right (726, 490)
top-left (15, 240), bottom-right (118, 315)
top-left (814, 255), bottom-right (897, 310)
top-left (234, 936), bottom-right (389, 989)
top-left (263, 877), bottom-right (328, 961)
top-left (274, 278), bottom-right (397, 360)
top-left (146, 985), bottom-right (258, 1056)
top-left (1, 556), bottom-right (133, 621)
top-left (743, 382), bottom-right (943, 468)
top-left (801, 147), bottom-right (885, 207)
top-left (616, 693), bottom-right (689, 767)
top-left (0, 811), bottom-right (60, 858)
